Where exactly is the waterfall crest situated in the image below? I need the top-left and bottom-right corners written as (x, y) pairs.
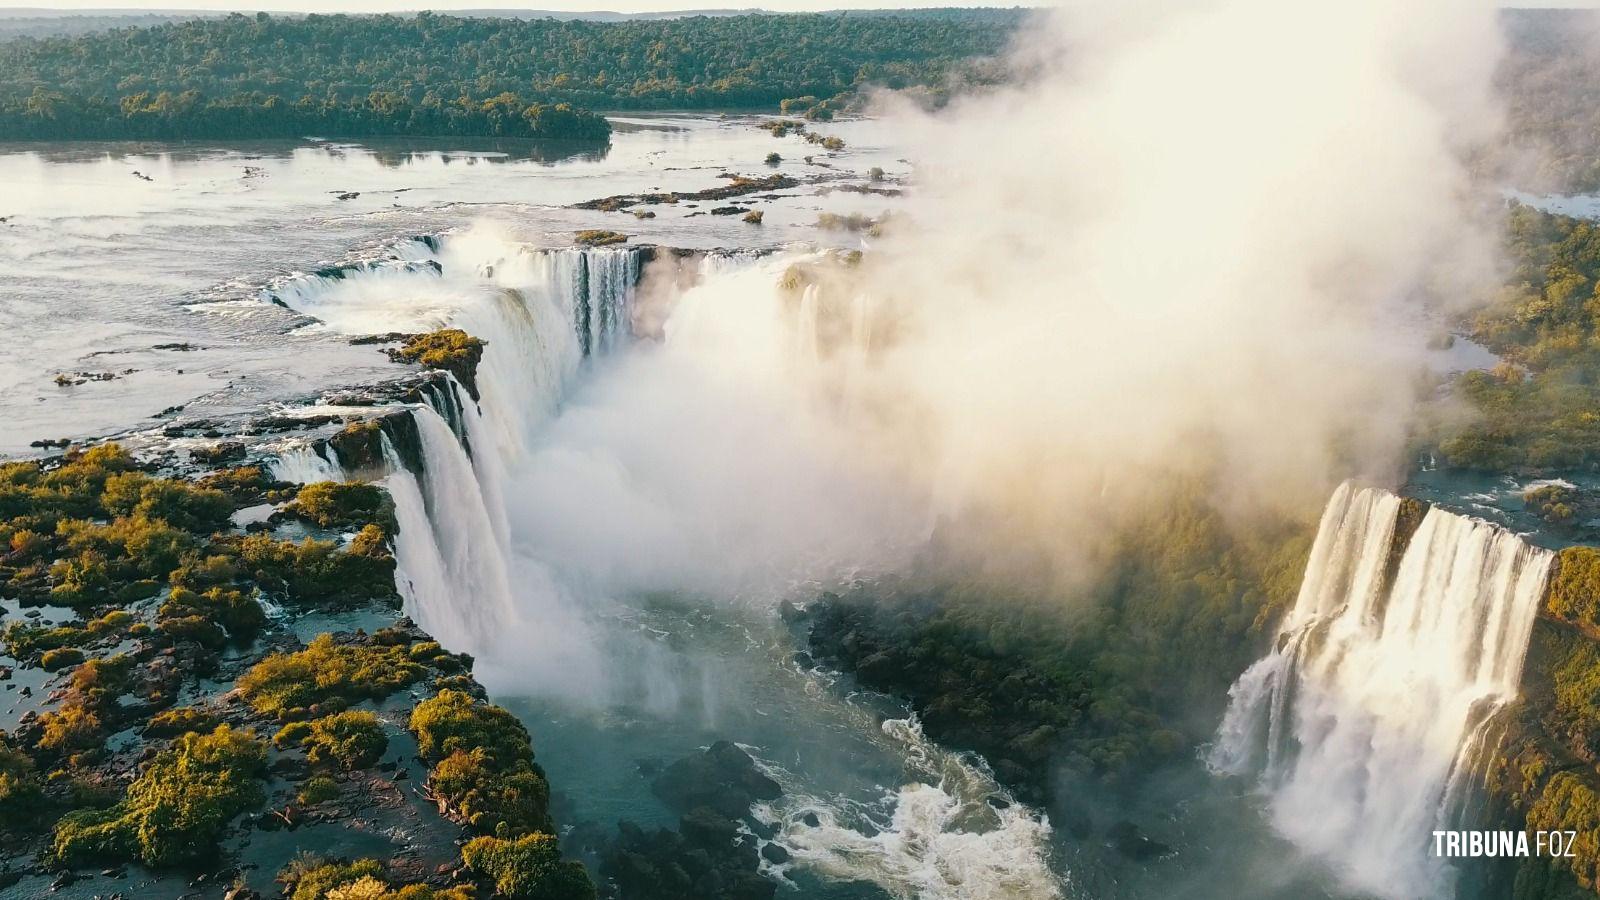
top-left (1209, 482), bottom-right (1554, 899)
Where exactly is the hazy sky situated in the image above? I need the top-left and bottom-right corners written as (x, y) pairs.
top-left (0, 0), bottom-right (1045, 10)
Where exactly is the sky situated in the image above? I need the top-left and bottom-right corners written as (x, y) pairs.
top-left (0, 0), bottom-right (1045, 11)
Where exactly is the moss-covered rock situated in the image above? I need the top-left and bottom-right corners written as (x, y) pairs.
top-left (49, 724), bottom-right (267, 868)
top-left (238, 633), bottom-right (423, 719)
top-left (461, 833), bottom-right (595, 900)
top-left (390, 329), bottom-right (486, 401)
top-left (1548, 546), bottom-right (1600, 632)
top-left (410, 690), bottom-right (554, 836)
top-left (573, 229), bottom-right (627, 247)
top-left (299, 710), bottom-right (389, 770)
top-left (286, 481), bottom-right (391, 530)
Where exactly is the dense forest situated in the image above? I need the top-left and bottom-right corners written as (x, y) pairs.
top-left (1502, 10), bottom-right (1600, 192)
top-left (0, 11), bottom-right (1020, 141)
top-left (1434, 203), bottom-right (1600, 472)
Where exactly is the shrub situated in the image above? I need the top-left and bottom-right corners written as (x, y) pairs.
top-left (301, 711), bottom-right (388, 770)
top-left (429, 748), bottom-right (552, 835)
top-left (392, 330), bottom-right (486, 399)
top-left (298, 775), bottom-right (340, 806)
top-left (2, 621), bottom-right (85, 658)
top-left (37, 704), bottom-right (104, 754)
top-left (328, 422), bottom-right (384, 471)
top-left (159, 586), bottom-right (267, 645)
top-left (237, 527), bottom-right (396, 603)
top-left (198, 465), bottom-right (276, 503)
top-left (409, 690), bottom-right (531, 765)
top-left (411, 691), bottom-right (554, 835)
top-left (145, 706), bottom-right (216, 738)
top-left (742, 210), bottom-right (764, 225)
top-left (281, 856), bottom-right (384, 900)
top-left (764, 152), bottom-right (781, 165)
top-left (86, 610), bottom-right (134, 634)
top-left (101, 472), bottom-right (232, 533)
top-left (1549, 546), bottom-right (1600, 629)
top-left (40, 647), bottom-right (85, 671)
top-left (461, 834), bottom-right (595, 900)
top-left (50, 725), bottom-right (266, 867)
top-left (68, 654), bottom-right (133, 701)
top-left (157, 614), bottom-right (226, 649)
top-left (286, 481), bottom-right (389, 529)
top-left (573, 230), bottom-right (627, 246)
top-left (274, 720), bottom-right (314, 748)
top-left (238, 634), bottom-right (423, 718)
top-left (0, 745), bottom-right (44, 820)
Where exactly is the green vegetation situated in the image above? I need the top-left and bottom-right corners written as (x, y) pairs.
top-left (810, 483), bottom-right (1311, 794)
top-left (0, 743), bottom-right (44, 822)
top-left (298, 775), bottom-right (340, 806)
top-left (234, 525), bottom-right (398, 604)
top-left (1527, 483), bottom-right (1586, 525)
top-left (1436, 205), bottom-right (1600, 472)
top-left (410, 689), bottom-right (554, 836)
top-left (574, 230), bottom-right (628, 247)
top-left (279, 855), bottom-right (475, 900)
top-left (237, 633), bottom-right (423, 719)
top-left (145, 706), bottom-right (216, 738)
top-left (1547, 546), bottom-right (1600, 631)
top-left (297, 710), bottom-right (389, 770)
top-left (50, 725), bottom-right (267, 867)
top-left (462, 833), bottom-right (596, 900)
top-left (0, 11), bottom-right (1016, 141)
top-left (392, 329), bottom-right (486, 400)
top-left (158, 585), bottom-right (267, 648)
top-left (286, 481), bottom-right (391, 530)
top-left (37, 646), bottom-right (85, 671)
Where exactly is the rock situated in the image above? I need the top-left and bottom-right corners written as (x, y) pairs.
top-left (679, 806), bottom-right (740, 848)
top-left (652, 741), bottom-right (782, 818)
top-left (1105, 820), bottom-right (1172, 861)
top-left (800, 812), bottom-right (820, 828)
top-left (760, 842), bottom-right (789, 864)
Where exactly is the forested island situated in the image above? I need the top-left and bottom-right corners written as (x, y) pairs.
top-left (0, 10), bottom-right (1019, 141)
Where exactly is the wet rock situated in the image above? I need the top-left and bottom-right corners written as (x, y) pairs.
top-left (800, 812), bottom-right (820, 828)
top-left (1105, 821), bottom-right (1172, 861)
top-left (679, 806), bottom-right (740, 848)
top-left (652, 741), bottom-right (781, 819)
top-left (760, 842), bottom-right (789, 865)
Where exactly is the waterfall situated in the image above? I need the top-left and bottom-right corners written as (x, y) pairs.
top-left (267, 442), bottom-right (345, 483)
top-left (1209, 482), bottom-right (1554, 900)
top-left (546, 246), bottom-right (641, 356)
top-left (391, 406), bottom-right (518, 654)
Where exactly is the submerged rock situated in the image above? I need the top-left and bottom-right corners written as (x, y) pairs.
top-left (1105, 820), bottom-right (1172, 861)
top-left (652, 740), bottom-right (781, 818)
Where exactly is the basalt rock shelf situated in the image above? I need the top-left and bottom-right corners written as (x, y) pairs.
top-left (0, 337), bottom-right (595, 899)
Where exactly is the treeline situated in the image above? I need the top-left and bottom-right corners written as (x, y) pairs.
top-left (1434, 203), bottom-right (1600, 472)
top-left (0, 10), bottom-right (1019, 141)
top-left (1502, 9), bottom-right (1600, 192)
top-left (0, 89), bottom-right (611, 142)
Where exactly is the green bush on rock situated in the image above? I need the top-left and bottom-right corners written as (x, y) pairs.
top-left (1548, 546), bottom-right (1600, 630)
top-left (300, 711), bottom-right (389, 770)
top-left (462, 833), bottom-right (596, 900)
top-left (238, 634), bottom-right (422, 718)
top-left (287, 481), bottom-right (390, 530)
top-left (410, 690), bottom-right (554, 835)
top-left (50, 724), bottom-right (267, 867)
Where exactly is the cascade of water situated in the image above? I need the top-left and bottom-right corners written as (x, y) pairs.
top-left (380, 432), bottom-right (455, 632)
top-left (267, 442), bottom-right (345, 483)
top-left (547, 247), bottom-right (642, 356)
top-left (1209, 483), bottom-right (1554, 900)
top-left (396, 406), bottom-right (519, 655)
